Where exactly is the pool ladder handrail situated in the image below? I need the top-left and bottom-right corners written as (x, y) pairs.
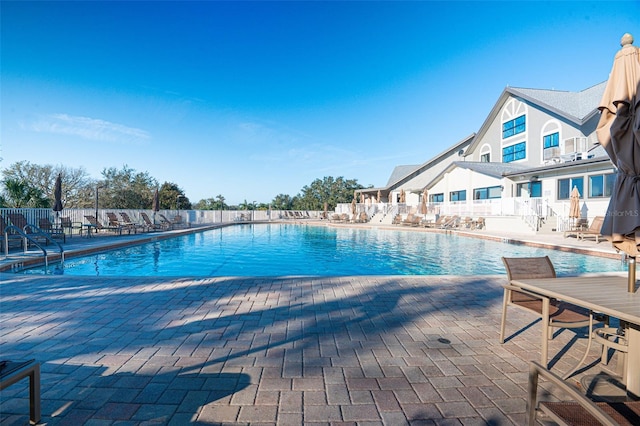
top-left (4, 224), bottom-right (64, 267)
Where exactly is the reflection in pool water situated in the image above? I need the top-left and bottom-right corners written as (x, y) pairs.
top-left (23, 223), bottom-right (626, 277)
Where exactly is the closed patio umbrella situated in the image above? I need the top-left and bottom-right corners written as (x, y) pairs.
top-left (351, 198), bottom-right (356, 216)
top-left (376, 190), bottom-right (381, 203)
top-left (53, 173), bottom-right (63, 222)
top-left (420, 188), bottom-right (428, 216)
top-left (152, 188), bottom-right (160, 223)
top-left (597, 33), bottom-right (640, 292)
top-left (569, 186), bottom-right (580, 224)
top-left (399, 189), bottom-right (406, 203)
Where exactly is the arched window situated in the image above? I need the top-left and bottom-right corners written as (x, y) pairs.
top-left (541, 120), bottom-right (561, 162)
top-left (479, 144), bottom-right (491, 162)
top-left (501, 99), bottom-right (528, 163)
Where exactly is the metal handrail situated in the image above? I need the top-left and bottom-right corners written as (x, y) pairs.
top-left (4, 224), bottom-right (65, 267)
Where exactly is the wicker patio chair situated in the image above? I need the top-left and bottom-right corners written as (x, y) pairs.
top-left (527, 361), bottom-right (640, 425)
top-left (500, 256), bottom-right (595, 368)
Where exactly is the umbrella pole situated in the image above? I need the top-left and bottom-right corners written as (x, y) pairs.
top-left (629, 256), bottom-right (637, 293)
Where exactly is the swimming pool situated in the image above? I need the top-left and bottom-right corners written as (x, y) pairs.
top-left (24, 223), bottom-right (626, 276)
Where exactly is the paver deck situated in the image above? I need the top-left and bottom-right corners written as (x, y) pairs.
top-left (0, 222), bottom-right (630, 425)
top-left (1, 272), bottom-right (628, 425)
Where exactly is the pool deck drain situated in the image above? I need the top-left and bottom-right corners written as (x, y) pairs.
top-left (0, 221), bottom-right (629, 425)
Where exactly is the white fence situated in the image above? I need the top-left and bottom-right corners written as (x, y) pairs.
top-left (0, 208), bottom-right (323, 230)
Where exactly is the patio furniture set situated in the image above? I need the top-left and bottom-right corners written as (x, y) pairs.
top-left (501, 255), bottom-right (640, 425)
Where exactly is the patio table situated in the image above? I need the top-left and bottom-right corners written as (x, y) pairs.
top-left (511, 275), bottom-right (640, 398)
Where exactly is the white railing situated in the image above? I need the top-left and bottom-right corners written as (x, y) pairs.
top-left (335, 198), bottom-right (558, 230)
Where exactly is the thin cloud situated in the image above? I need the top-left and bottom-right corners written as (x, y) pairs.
top-left (29, 114), bottom-right (151, 144)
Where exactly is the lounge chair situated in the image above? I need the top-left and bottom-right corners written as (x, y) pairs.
top-left (157, 214), bottom-right (175, 229)
top-left (171, 215), bottom-right (189, 228)
top-left (577, 216), bottom-right (605, 243)
top-left (84, 215), bottom-right (122, 235)
top-left (500, 256), bottom-right (595, 369)
top-left (37, 218), bottom-right (66, 243)
top-left (119, 212), bottom-right (147, 233)
top-left (6, 212), bottom-right (50, 246)
top-left (391, 214), bottom-right (403, 225)
top-left (424, 215), bottom-right (449, 228)
top-left (0, 213), bottom-right (25, 253)
top-left (140, 212), bottom-right (169, 231)
top-left (354, 212), bottom-right (368, 223)
top-left (459, 217), bottom-right (474, 229)
top-left (60, 216), bottom-right (83, 237)
top-left (440, 215), bottom-right (460, 228)
top-left (472, 217), bottom-right (485, 230)
top-left (106, 212), bottom-right (137, 234)
top-left (408, 215), bottom-right (423, 226)
top-left (401, 214), bottom-right (417, 226)
top-left (526, 361), bottom-right (640, 426)
top-left (328, 213), bottom-right (341, 222)
top-left (563, 217), bottom-right (589, 238)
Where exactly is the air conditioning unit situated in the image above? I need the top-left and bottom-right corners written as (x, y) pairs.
top-left (562, 137), bottom-right (588, 159)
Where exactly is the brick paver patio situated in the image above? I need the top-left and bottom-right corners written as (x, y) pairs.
top-left (0, 271), bottom-right (617, 425)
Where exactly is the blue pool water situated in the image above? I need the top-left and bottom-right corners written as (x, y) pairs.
top-left (25, 223), bottom-right (626, 276)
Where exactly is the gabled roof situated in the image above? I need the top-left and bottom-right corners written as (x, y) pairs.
top-left (384, 133), bottom-right (475, 190)
top-left (453, 161), bottom-right (530, 179)
top-left (511, 81), bottom-right (606, 123)
top-left (466, 82), bottom-right (606, 155)
top-left (385, 165), bottom-right (420, 187)
top-left (426, 161), bottom-right (529, 189)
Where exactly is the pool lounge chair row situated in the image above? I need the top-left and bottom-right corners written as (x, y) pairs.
top-left (84, 212), bottom-right (180, 235)
top-left (1, 212), bottom-right (67, 254)
top-left (281, 211), bottom-right (313, 220)
top-left (392, 214), bottom-right (485, 230)
top-left (328, 212), bottom-right (370, 223)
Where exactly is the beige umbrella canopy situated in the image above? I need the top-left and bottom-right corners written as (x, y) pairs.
top-left (596, 33), bottom-right (640, 291)
top-left (376, 190), bottom-right (381, 203)
top-left (351, 198), bottom-right (356, 216)
top-left (399, 189), bottom-right (406, 203)
top-left (569, 186), bottom-right (580, 220)
top-left (420, 188), bottom-right (428, 216)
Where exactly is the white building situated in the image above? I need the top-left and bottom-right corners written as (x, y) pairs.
top-left (356, 81), bottom-right (615, 233)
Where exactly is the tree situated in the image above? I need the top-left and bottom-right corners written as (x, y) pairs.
top-left (1, 178), bottom-right (50, 208)
top-left (1, 161), bottom-right (95, 208)
top-left (100, 165), bottom-right (157, 209)
top-left (293, 176), bottom-right (364, 210)
top-left (238, 199), bottom-right (256, 210)
top-left (158, 181), bottom-right (191, 210)
top-left (271, 193), bottom-right (294, 210)
top-left (194, 194), bottom-right (227, 210)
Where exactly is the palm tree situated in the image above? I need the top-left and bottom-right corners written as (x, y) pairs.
top-left (1, 178), bottom-right (50, 208)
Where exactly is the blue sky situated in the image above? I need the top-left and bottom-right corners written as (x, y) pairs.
top-left (2, 1), bottom-right (639, 205)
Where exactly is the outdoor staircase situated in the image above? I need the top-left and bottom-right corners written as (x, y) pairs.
top-left (370, 212), bottom-right (389, 224)
top-left (537, 215), bottom-right (558, 234)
